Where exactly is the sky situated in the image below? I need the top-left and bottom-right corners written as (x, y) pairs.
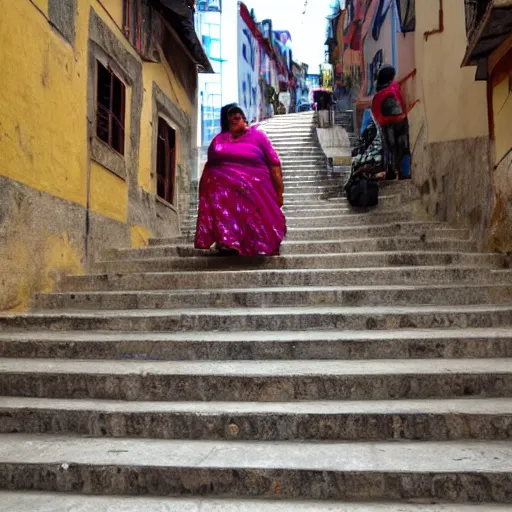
top-left (242, 0), bottom-right (335, 72)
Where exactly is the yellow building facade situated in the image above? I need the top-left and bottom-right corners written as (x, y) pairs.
top-left (410, 0), bottom-right (512, 252)
top-left (0, 0), bottom-right (210, 311)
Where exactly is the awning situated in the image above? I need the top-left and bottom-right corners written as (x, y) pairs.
top-left (462, 0), bottom-right (512, 77)
top-left (154, 0), bottom-right (214, 73)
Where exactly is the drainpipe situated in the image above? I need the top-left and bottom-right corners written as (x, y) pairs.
top-left (424, 0), bottom-right (444, 41)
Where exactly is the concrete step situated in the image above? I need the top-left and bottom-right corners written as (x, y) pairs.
top-left (182, 212), bottom-right (414, 230)
top-left (1, 357), bottom-right (512, 400)
top-left (1, 435), bottom-right (511, 501)
top-left (104, 238), bottom-right (477, 261)
top-left (280, 152), bottom-right (325, 158)
top-left (285, 223), bottom-right (469, 241)
top-left (280, 203), bottom-right (400, 215)
top-left (2, 328), bottom-right (512, 361)
top-left (266, 136), bottom-right (317, 142)
top-left (0, 493), bottom-right (506, 512)
top-left (2, 304), bottom-right (512, 332)
top-left (272, 143), bottom-right (321, 149)
top-left (282, 178), bottom-right (341, 184)
top-left (2, 396), bottom-right (512, 441)
top-left (92, 252), bottom-right (504, 275)
top-left (181, 211), bottom-right (412, 230)
top-left (286, 221), bottom-right (468, 241)
top-left (156, 223), bottom-right (469, 245)
top-left (281, 193), bottom-right (399, 204)
top-left (283, 169), bottom-right (327, 173)
top-left (35, 283), bottom-right (512, 311)
top-left (56, 267), bottom-right (509, 293)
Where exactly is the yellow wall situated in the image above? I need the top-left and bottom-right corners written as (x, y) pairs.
top-left (100, 0), bottom-right (124, 28)
top-left (414, 0), bottom-right (489, 143)
top-left (89, 162), bottom-right (128, 223)
top-left (139, 49), bottom-right (195, 193)
top-left (0, 1), bottom-right (88, 207)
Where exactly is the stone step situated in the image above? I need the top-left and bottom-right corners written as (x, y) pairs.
top-left (0, 493), bottom-right (506, 512)
top-left (1, 435), bottom-right (511, 501)
top-left (281, 193), bottom-right (399, 204)
top-left (3, 328), bottom-right (512, 360)
top-left (282, 178), bottom-right (341, 184)
top-left (1, 357), bottom-right (512, 400)
top-left (283, 169), bottom-right (327, 173)
top-left (186, 202), bottom-right (400, 219)
top-left (93, 252), bottom-right (503, 275)
top-left (35, 283), bottom-right (512, 311)
top-left (268, 129), bottom-right (318, 132)
top-left (181, 211), bottom-right (412, 230)
top-left (182, 213), bottom-right (414, 231)
top-left (280, 203), bottom-right (398, 214)
top-left (2, 396), bottom-right (512, 441)
top-left (104, 238), bottom-right (477, 261)
top-left (157, 223), bottom-right (469, 246)
top-left (285, 223), bottom-right (468, 241)
top-left (57, 267), bottom-right (507, 293)
top-left (2, 304), bottom-right (512, 332)
top-left (266, 136), bottom-right (316, 142)
top-left (280, 152), bottom-right (325, 158)
top-left (272, 143), bottom-right (321, 149)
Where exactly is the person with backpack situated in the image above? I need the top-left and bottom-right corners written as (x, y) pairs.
top-left (371, 65), bottom-right (411, 180)
top-left (344, 109), bottom-right (386, 208)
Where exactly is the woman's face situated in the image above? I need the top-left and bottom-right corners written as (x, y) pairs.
top-left (228, 113), bottom-right (247, 134)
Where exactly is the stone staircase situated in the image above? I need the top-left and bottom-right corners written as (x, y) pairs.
top-left (0, 111), bottom-right (512, 509)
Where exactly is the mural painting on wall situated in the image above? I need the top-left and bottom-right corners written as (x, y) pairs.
top-left (396, 0), bottom-right (415, 32)
top-left (239, 21), bottom-right (259, 123)
top-left (361, 0), bottom-right (397, 99)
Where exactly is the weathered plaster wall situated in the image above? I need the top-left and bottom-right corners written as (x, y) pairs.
top-left (0, 0), bottom-right (197, 310)
top-left (488, 151), bottom-right (512, 252)
top-left (0, 1), bottom-right (88, 207)
top-left (408, 0), bottom-right (498, 250)
top-left (415, 0), bottom-right (488, 144)
top-left (0, 177), bottom-right (85, 312)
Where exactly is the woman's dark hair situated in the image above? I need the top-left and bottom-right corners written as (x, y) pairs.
top-left (376, 64), bottom-right (396, 90)
top-left (227, 106), bottom-right (247, 121)
top-left (220, 103), bottom-right (238, 132)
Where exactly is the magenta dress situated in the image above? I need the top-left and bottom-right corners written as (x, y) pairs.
top-left (195, 126), bottom-right (286, 256)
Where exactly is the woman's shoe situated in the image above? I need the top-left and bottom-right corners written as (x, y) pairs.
top-left (215, 243), bottom-right (239, 256)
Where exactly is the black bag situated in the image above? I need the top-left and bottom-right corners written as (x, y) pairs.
top-left (346, 178), bottom-right (379, 208)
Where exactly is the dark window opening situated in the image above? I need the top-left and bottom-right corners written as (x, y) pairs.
top-left (96, 61), bottom-right (126, 155)
top-left (157, 118), bottom-right (177, 205)
top-left (123, 0), bottom-right (143, 51)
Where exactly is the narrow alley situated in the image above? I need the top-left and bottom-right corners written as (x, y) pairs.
top-left (1, 0), bottom-right (512, 511)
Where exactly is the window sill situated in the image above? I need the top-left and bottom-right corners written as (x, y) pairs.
top-left (91, 137), bottom-right (127, 180)
top-left (156, 194), bottom-right (178, 214)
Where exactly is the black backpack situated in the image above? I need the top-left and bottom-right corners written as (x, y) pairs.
top-left (346, 177), bottom-right (379, 208)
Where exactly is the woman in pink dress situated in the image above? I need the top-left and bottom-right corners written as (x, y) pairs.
top-left (195, 106), bottom-right (286, 256)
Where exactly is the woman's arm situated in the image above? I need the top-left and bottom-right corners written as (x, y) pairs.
top-left (269, 165), bottom-right (284, 207)
top-left (256, 128), bottom-right (285, 207)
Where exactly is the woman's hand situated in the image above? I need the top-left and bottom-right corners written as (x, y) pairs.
top-left (270, 165), bottom-right (284, 208)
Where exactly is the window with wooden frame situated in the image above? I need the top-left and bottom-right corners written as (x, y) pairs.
top-left (156, 117), bottom-right (177, 205)
top-left (96, 61), bottom-right (126, 155)
top-left (123, 0), bottom-right (143, 51)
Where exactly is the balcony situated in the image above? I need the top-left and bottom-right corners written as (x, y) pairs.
top-left (462, 0), bottom-right (512, 79)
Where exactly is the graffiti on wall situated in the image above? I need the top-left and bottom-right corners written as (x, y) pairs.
top-left (238, 10), bottom-right (282, 122)
top-left (396, 0), bottom-right (415, 32)
top-left (362, 0), bottom-right (396, 96)
top-left (238, 18), bottom-right (259, 123)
